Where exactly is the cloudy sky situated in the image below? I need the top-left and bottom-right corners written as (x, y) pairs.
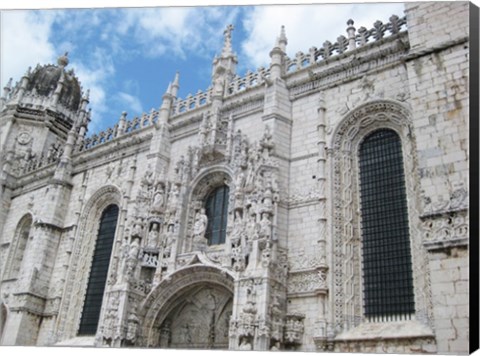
top-left (0, 1), bottom-right (406, 133)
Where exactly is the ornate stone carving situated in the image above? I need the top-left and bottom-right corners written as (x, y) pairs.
top-left (330, 100), bottom-right (432, 334)
top-left (421, 210), bottom-right (469, 250)
top-left (288, 269), bottom-right (327, 296)
top-left (284, 314), bottom-right (305, 345)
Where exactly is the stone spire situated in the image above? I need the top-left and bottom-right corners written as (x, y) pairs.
top-left (212, 24), bottom-right (238, 94)
top-left (277, 25), bottom-right (288, 53)
top-left (158, 72), bottom-right (179, 124)
top-left (171, 72), bottom-right (180, 98)
top-left (269, 26), bottom-right (288, 80)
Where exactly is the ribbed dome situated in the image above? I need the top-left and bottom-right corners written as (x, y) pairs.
top-left (23, 53), bottom-right (82, 112)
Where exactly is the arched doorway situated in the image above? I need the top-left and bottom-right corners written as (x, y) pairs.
top-left (139, 265), bottom-right (235, 349)
top-left (159, 284), bottom-right (232, 349)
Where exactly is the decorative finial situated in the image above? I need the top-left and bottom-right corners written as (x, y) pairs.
top-left (57, 52), bottom-right (69, 67)
top-left (173, 71), bottom-right (180, 87)
top-left (222, 24), bottom-right (234, 56)
top-left (275, 25), bottom-right (288, 51)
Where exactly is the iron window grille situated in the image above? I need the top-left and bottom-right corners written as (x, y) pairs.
top-left (205, 185), bottom-right (229, 245)
top-left (358, 129), bottom-right (415, 322)
top-left (78, 204), bottom-right (119, 335)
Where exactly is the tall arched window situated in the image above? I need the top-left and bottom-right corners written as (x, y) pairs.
top-left (78, 204), bottom-right (119, 335)
top-left (205, 186), bottom-right (229, 245)
top-left (358, 129), bottom-right (415, 321)
top-left (6, 215), bottom-right (32, 279)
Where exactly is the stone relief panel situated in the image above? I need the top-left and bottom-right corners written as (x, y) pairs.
top-left (421, 209), bottom-right (469, 250)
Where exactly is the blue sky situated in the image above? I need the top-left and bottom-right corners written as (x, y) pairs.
top-left (1, 1), bottom-right (406, 134)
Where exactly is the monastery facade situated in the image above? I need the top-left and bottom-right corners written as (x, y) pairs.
top-left (0, 2), bottom-right (473, 353)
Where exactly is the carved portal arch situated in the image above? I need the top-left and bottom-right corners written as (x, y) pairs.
top-left (56, 185), bottom-right (122, 341)
top-left (138, 265), bottom-right (235, 348)
top-left (329, 99), bottom-right (433, 334)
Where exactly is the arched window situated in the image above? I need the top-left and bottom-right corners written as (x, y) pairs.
top-left (6, 215), bottom-right (32, 279)
top-left (78, 204), bottom-right (119, 335)
top-left (205, 186), bottom-right (229, 245)
top-left (358, 129), bottom-right (415, 321)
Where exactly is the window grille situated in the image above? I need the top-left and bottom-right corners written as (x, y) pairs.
top-left (78, 204), bottom-right (119, 335)
top-left (205, 186), bottom-right (229, 245)
top-left (358, 129), bottom-right (415, 322)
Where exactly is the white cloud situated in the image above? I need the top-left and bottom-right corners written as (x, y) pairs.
top-left (120, 7), bottom-right (241, 59)
top-left (117, 92), bottom-right (143, 115)
top-left (0, 10), bottom-right (57, 86)
top-left (240, 3), bottom-right (406, 70)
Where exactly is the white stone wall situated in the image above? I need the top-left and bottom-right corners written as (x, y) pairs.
top-left (428, 247), bottom-right (469, 353)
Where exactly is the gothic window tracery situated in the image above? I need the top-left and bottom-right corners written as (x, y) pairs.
top-left (205, 185), bottom-right (230, 245)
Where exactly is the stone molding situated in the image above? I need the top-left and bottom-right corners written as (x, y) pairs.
top-left (330, 99), bottom-right (433, 334)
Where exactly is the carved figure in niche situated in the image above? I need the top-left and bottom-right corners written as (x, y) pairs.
top-left (270, 293), bottom-right (282, 316)
top-left (193, 208), bottom-right (208, 241)
top-left (126, 300), bottom-right (139, 343)
top-left (182, 323), bottom-right (192, 343)
top-left (168, 184), bottom-right (180, 213)
top-left (246, 216), bottom-right (259, 242)
top-left (125, 237), bottom-right (141, 278)
top-left (239, 337), bottom-right (252, 350)
top-left (151, 189), bottom-right (165, 213)
top-left (175, 156), bottom-right (185, 182)
top-left (259, 213), bottom-right (272, 240)
top-left (231, 243), bottom-right (245, 271)
top-left (231, 210), bottom-right (243, 244)
top-left (243, 280), bottom-right (257, 314)
top-left (163, 224), bottom-right (175, 258)
top-left (131, 217), bottom-right (144, 239)
top-left (261, 243), bottom-right (272, 268)
top-left (260, 126), bottom-right (275, 159)
top-left (262, 184), bottom-right (274, 213)
top-left (147, 223), bottom-right (159, 249)
top-left (142, 166), bottom-right (154, 187)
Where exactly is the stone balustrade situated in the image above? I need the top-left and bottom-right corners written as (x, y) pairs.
top-left (285, 15), bottom-right (407, 73)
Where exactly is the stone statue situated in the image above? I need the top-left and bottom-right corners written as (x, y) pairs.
top-left (147, 223), bottom-right (159, 248)
top-left (193, 208), bottom-right (208, 241)
top-left (239, 337), bottom-right (252, 350)
top-left (259, 213), bottom-right (272, 240)
top-left (151, 189), bottom-right (165, 213)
